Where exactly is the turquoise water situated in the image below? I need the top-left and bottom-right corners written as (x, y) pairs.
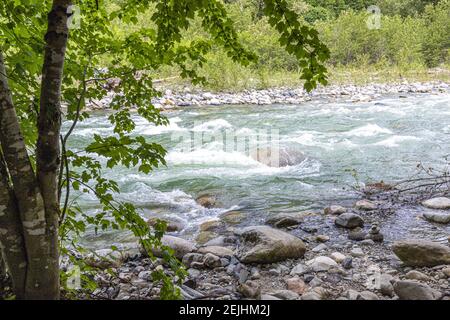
top-left (64, 93), bottom-right (450, 247)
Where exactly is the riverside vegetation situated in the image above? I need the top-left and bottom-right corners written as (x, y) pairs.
top-left (0, 0), bottom-right (449, 301)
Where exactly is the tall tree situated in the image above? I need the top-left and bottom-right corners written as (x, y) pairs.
top-left (0, 0), bottom-right (329, 299)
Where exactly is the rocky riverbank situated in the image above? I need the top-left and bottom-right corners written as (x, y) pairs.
top-left (80, 196), bottom-right (450, 301)
top-left (86, 81), bottom-right (450, 111)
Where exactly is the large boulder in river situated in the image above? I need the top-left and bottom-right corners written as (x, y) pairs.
top-left (235, 226), bottom-right (306, 263)
top-left (393, 280), bottom-right (442, 300)
top-left (335, 213), bottom-right (364, 229)
top-left (265, 212), bottom-right (305, 228)
top-left (392, 239), bottom-right (450, 267)
top-left (151, 235), bottom-right (195, 259)
top-left (421, 197), bottom-right (450, 210)
top-left (251, 147), bottom-right (305, 168)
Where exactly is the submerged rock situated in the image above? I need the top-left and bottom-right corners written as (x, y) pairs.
top-left (220, 211), bottom-right (245, 224)
top-left (394, 280), bottom-right (442, 300)
top-left (235, 226), bottom-right (306, 263)
top-left (392, 239), bottom-right (450, 267)
top-left (422, 197), bottom-right (450, 210)
top-left (335, 213), bottom-right (364, 229)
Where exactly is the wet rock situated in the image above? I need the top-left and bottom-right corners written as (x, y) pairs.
top-left (147, 216), bottom-right (186, 232)
top-left (220, 211), bottom-right (245, 224)
top-left (306, 256), bottom-right (338, 272)
top-left (335, 213), bottom-right (364, 229)
top-left (355, 199), bottom-right (377, 211)
top-left (392, 239), bottom-right (450, 267)
top-left (423, 212), bottom-right (450, 224)
top-left (265, 212), bottom-right (304, 228)
top-left (324, 205), bottom-right (347, 215)
top-left (200, 219), bottom-right (224, 232)
top-left (151, 235), bottom-right (195, 259)
top-left (195, 231), bottom-right (218, 245)
top-left (394, 280), bottom-right (442, 300)
top-left (196, 194), bottom-right (216, 208)
top-left (422, 197), bottom-right (450, 210)
top-left (235, 226), bottom-right (306, 263)
top-left (286, 277), bottom-right (308, 295)
top-left (197, 246), bottom-right (234, 258)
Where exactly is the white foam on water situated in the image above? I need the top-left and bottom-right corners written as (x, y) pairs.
top-left (345, 124), bottom-right (392, 137)
top-left (136, 116), bottom-right (187, 135)
top-left (374, 135), bottom-right (421, 147)
top-left (191, 119), bottom-right (233, 132)
top-left (166, 148), bottom-right (262, 166)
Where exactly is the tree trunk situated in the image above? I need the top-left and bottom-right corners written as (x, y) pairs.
top-left (0, 0), bottom-right (71, 300)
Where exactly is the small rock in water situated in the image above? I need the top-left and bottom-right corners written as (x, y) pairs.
top-left (355, 199), bottom-right (377, 211)
top-left (335, 213), bottom-right (364, 229)
top-left (324, 205), bottom-right (347, 215)
top-left (421, 197), bottom-right (450, 210)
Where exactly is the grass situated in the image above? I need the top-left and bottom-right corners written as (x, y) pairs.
top-left (153, 64), bottom-right (450, 93)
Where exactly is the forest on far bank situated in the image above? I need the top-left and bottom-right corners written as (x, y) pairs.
top-left (109, 0), bottom-right (450, 90)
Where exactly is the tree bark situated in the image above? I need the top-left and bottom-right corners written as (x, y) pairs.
top-left (0, 150), bottom-right (27, 299)
top-left (0, 0), bottom-right (72, 297)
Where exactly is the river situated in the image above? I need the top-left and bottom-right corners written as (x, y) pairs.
top-left (64, 92), bottom-right (450, 249)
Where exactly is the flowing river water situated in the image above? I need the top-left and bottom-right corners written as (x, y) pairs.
top-left (64, 92), bottom-right (450, 249)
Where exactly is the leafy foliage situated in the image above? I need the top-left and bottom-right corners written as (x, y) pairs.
top-left (0, 0), bottom-right (330, 299)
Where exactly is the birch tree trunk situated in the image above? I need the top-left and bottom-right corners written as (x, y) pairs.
top-left (0, 0), bottom-right (71, 299)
